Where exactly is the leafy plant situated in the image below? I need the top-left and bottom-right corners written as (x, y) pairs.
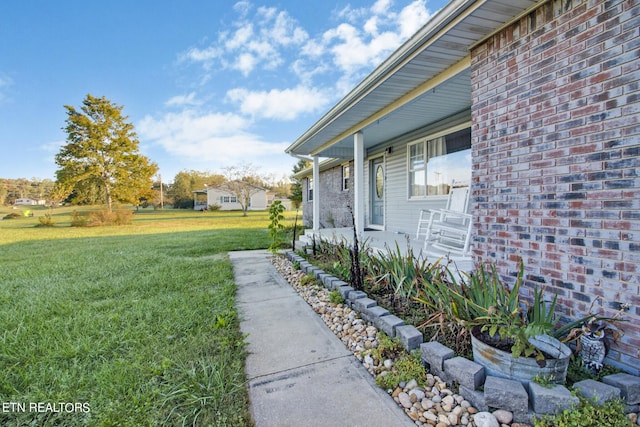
top-left (299, 274), bottom-right (319, 287)
top-left (328, 289), bottom-right (345, 305)
top-left (415, 260), bottom-right (558, 359)
top-left (369, 240), bottom-right (441, 298)
top-left (533, 373), bottom-right (559, 388)
top-left (70, 210), bottom-right (89, 227)
top-left (566, 355), bottom-right (623, 386)
top-left (267, 200), bottom-right (286, 254)
top-left (534, 397), bottom-right (630, 427)
top-left (370, 332), bottom-right (403, 362)
top-left (376, 349), bottom-right (426, 390)
top-left (37, 213), bottom-right (55, 227)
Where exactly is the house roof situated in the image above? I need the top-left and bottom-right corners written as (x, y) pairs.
top-left (285, 0), bottom-right (539, 159)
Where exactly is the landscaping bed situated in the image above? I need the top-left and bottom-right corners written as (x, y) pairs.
top-left (279, 239), bottom-right (640, 427)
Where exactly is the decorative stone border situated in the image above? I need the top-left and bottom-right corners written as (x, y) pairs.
top-left (285, 250), bottom-right (640, 424)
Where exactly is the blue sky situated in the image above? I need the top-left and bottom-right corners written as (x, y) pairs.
top-left (0, 0), bottom-right (447, 183)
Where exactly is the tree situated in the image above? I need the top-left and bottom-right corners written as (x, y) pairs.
top-left (290, 158), bottom-right (310, 208)
top-left (220, 164), bottom-right (265, 216)
top-left (55, 94), bottom-right (158, 212)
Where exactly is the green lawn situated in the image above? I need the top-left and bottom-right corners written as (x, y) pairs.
top-left (0, 206), bottom-right (297, 426)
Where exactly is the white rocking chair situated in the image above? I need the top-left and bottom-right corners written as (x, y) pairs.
top-left (416, 185), bottom-right (472, 256)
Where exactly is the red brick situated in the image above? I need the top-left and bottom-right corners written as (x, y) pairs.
top-left (471, 0), bottom-right (639, 372)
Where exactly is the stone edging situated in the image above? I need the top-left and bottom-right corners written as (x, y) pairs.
top-left (284, 250), bottom-right (640, 425)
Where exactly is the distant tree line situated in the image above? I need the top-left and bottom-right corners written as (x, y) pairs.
top-left (0, 178), bottom-right (55, 205)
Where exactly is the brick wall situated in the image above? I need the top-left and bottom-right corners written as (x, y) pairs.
top-left (471, 0), bottom-right (639, 373)
top-left (301, 162), bottom-right (354, 228)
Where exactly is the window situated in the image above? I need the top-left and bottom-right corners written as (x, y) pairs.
top-left (342, 164), bottom-right (350, 191)
top-left (307, 178), bottom-right (313, 201)
top-left (407, 128), bottom-right (471, 198)
top-left (220, 195), bottom-right (237, 203)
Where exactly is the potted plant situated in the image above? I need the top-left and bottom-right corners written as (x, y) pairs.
top-left (417, 260), bottom-right (572, 385)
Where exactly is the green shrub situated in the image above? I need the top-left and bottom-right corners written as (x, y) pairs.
top-left (37, 213), bottom-right (55, 227)
top-left (70, 210), bottom-right (89, 227)
top-left (87, 209), bottom-right (133, 226)
top-left (376, 349), bottom-right (426, 390)
top-left (566, 355), bottom-right (623, 386)
top-left (328, 290), bottom-right (345, 305)
top-left (368, 241), bottom-right (436, 298)
top-left (371, 333), bottom-right (403, 361)
top-left (3, 212), bottom-right (22, 219)
top-left (534, 397), bottom-right (630, 427)
top-left (267, 200), bottom-right (286, 254)
top-left (299, 274), bottom-right (319, 287)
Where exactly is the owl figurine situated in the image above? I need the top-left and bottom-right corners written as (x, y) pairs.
top-left (578, 320), bottom-right (607, 373)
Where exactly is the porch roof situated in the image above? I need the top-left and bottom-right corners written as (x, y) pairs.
top-left (285, 0), bottom-right (539, 159)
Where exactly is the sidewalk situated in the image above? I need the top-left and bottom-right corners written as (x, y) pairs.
top-left (229, 250), bottom-right (414, 427)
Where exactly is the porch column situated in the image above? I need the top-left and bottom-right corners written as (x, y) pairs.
top-left (353, 132), bottom-right (364, 236)
top-left (312, 155), bottom-right (320, 231)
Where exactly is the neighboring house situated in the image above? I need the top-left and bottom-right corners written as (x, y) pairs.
top-left (14, 198), bottom-right (46, 206)
top-left (193, 185), bottom-right (268, 211)
top-left (286, 0), bottom-right (639, 374)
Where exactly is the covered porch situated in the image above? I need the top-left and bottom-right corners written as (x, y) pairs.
top-left (298, 227), bottom-right (474, 273)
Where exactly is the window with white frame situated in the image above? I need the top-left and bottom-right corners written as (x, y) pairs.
top-left (307, 178), bottom-right (313, 201)
top-left (220, 195), bottom-right (238, 203)
top-left (408, 127), bottom-right (471, 198)
top-left (342, 164), bottom-right (350, 191)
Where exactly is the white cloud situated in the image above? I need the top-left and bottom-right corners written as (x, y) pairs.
top-left (180, 46), bottom-right (220, 64)
top-left (398, 1), bottom-right (432, 38)
top-left (180, 3), bottom-right (308, 77)
top-left (137, 110), bottom-right (290, 171)
top-left (292, 0), bottom-right (433, 90)
top-left (165, 92), bottom-right (202, 107)
top-left (226, 85), bottom-right (331, 120)
top-left (372, 0), bottom-right (393, 16)
top-left (178, 0), bottom-right (433, 103)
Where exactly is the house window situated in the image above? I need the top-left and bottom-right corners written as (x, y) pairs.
top-left (342, 164), bottom-right (350, 191)
top-left (220, 196), bottom-right (238, 203)
top-left (307, 178), bottom-right (313, 201)
top-left (408, 128), bottom-right (471, 198)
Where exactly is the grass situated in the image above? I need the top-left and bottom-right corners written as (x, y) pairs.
top-left (0, 205), bottom-right (298, 426)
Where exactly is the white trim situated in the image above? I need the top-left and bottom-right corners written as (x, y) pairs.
top-left (312, 156), bottom-right (320, 231)
top-left (369, 155), bottom-right (387, 231)
top-left (354, 132), bottom-right (365, 236)
top-left (341, 163), bottom-right (350, 191)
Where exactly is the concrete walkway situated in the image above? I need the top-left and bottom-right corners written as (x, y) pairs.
top-left (230, 250), bottom-right (414, 427)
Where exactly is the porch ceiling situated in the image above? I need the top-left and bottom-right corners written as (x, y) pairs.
top-left (286, 0), bottom-right (539, 159)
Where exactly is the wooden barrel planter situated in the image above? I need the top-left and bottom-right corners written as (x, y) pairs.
top-left (471, 326), bottom-right (572, 386)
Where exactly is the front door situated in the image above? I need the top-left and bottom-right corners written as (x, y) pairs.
top-left (370, 157), bottom-right (384, 226)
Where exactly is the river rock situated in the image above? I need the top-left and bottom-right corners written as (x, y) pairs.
top-left (492, 409), bottom-right (513, 424)
top-left (473, 412), bottom-right (500, 427)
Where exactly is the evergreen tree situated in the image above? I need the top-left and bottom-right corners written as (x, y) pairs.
top-left (55, 94), bottom-right (158, 211)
